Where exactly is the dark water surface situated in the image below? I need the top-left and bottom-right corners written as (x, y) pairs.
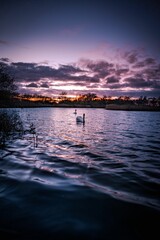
top-left (0, 108), bottom-right (160, 239)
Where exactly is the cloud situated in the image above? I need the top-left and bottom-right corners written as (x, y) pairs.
top-left (12, 62), bottom-right (37, 68)
top-left (26, 83), bottom-right (38, 88)
top-left (79, 59), bottom-right (114, 78)
top-left (1, 55), bottom-right (160, 96)
top-left (0, 57), bottom-right (10, 62)
top-left (115, 68), bottom-right (129, 76)
top-left (108, 83), bottom-right (126, 89)
top-left (1, 60), bottom-right (99, 84)
top-left (133, 58), bottom-right (157, 69)
top-left (70, 75), bottom-right (99, 83)
top-left (124, 50), bottom-right (139, 64)
top-left (144, 58), bottom-right (156, 65)
top-left (0, 40), bottom-right (9, 45)
top-left (106, 76), bottom-right (120, 84)
top-left (139, 64), bottom-right (160, 81)
top-left (58, 64), bottom-right (84, 75)
top-left (86, 60), bottom-right (114, 72)
top-left (124, 77), bottom-right (160, 89)
top-left (40, 83), bottom-right (49, 88)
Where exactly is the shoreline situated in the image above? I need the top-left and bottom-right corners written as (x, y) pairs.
top-left (0, 99), bottom-right (104, 109)
top-left (105, 104), bottom-right (160, 111)
top-left (0, 99), bottom-right (160, 111)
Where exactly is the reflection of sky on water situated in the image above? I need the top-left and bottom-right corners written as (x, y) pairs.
top-left (0, 107), bottom-right (160, 240)
top-left (8, 107), bottom-right (158, 209)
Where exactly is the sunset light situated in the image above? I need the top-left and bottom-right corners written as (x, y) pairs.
top-left (0, 0), bottom-right (159, 98)
top-left (0, 1), bottom-right (160, 239)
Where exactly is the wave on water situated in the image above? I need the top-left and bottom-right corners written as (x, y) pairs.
top-left (0, 108), bottom-right (160, 239)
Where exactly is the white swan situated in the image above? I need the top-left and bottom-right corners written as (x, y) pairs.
top-left (73, 109), bottom-right (77, 114)
top-left (76, 113), bottom-right (85, 123)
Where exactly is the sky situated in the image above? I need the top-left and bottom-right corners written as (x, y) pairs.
top-left (0, 0), bottom-right (160, 97)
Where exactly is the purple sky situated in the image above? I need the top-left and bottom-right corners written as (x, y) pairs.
top-left (0, 0), bottom-right (160, 97)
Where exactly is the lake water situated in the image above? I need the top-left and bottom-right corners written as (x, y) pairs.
top-left (0, 107), bottom-right (160, 239)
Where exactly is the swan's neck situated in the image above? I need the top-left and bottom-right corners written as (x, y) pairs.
top-left (83, 114), bottom-right (85, 123)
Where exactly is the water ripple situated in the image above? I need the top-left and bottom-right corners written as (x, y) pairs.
top-left (0, 108), bottom-right (160, 239)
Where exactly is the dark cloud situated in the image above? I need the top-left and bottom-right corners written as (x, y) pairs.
top-left (106, 76), bottom-right (120, 84)
top-left (26, 83), bottom-right (38, 88)
top-left (1, 56), bottom-right (160, 96)
top-left (133, 61), bottom-right (146, 69)
top-left (0, 60), bottom-right (100, 85)
top-left (109, 84), bottom-right (126, 89)
top-left (12, 62), bottom-right (37, 68)
top-left (0, 40), bottom-right (9, 45)
top-left (141, 65), bottom-right (160, 80)
top-left (0, 57), bottom-right (10, 62)
top-left (115, 68), bottom-right (129, 76)
top-left (40, 83), bottom-right (49, 88)
top-left (79, 59), bottom-right (114, 78)
top-left (58, 64), bottom-right (83, 74)
top-left (86, 60), bottom-right (114, 78)
top-left (86, 60), bottom-right (114, 72)
top-left (133, 58), bottom-right (158, 69)
top-left (7, 63), bottom-right (58, 82)
top-left (103, 82), bottom-right (126, 90)
top-left (144, 58), bottom-right (156, 65)
top-left (124, 50), bottom-right (139, 64)
top-left (70, 75), bottom-right (99, 83)
top-left (124, 77), bottom-right (155, 89)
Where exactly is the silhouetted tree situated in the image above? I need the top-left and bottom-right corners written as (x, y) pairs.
top-left (0, 65), bottom-right (17, 100)
top-left (83, 93), bottom-right (97, 101)
top-left (0, 110), bottom-right (24, 147)
top-left (59, 91), bottom-right (68, 101)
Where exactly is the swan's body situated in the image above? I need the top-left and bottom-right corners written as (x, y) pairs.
top-left (76, 116), bottom-right (83, 122)
top-left (76, 113), bottom-right (85, 123)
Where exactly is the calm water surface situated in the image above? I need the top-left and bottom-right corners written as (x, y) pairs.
top-left (0, 108), bottom-right (160, 239)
